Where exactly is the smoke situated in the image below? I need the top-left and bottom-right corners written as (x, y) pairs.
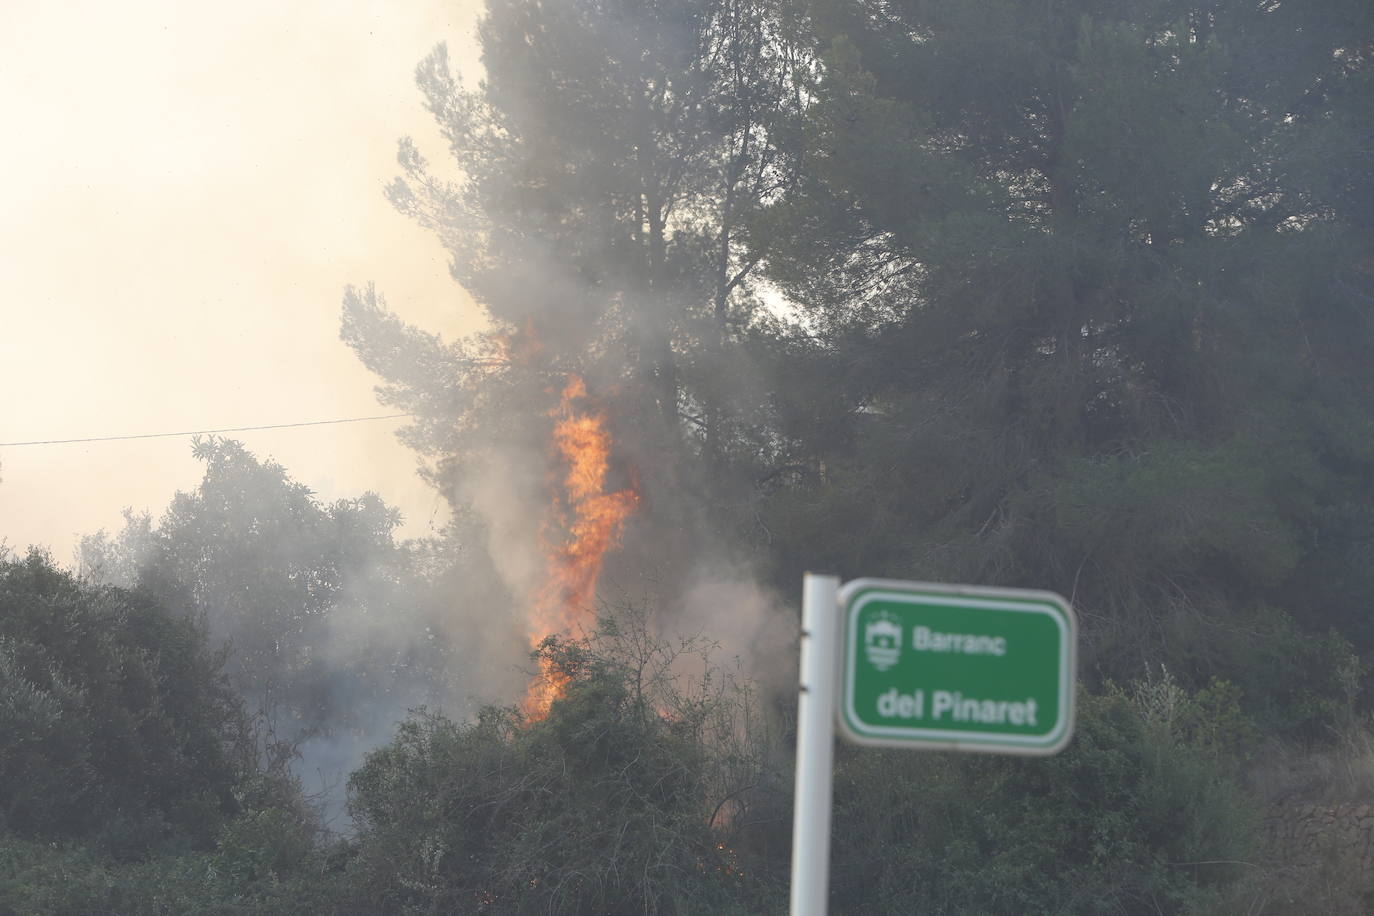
top-left (458, 446), bottom-right (549, 607)
top-left (72, 441), bottom-right (537, 831)
top-left (673, 567), bottom-right (796, 700)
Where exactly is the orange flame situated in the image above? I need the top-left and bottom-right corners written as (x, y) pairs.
top-left (521, 374), bottom-right (638, 719)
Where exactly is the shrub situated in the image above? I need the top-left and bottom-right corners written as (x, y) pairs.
top-left (0, 550), bottom-right (250, 854)
top-left (344, 616), bottom-right (782, 914)
top-left (827, 678), bottom-right (1257, 915)
top-left (0, 829), bottom-right (349, 916)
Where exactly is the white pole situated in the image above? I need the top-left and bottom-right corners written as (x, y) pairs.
top-left (790, 573), bottom-right (840, 916)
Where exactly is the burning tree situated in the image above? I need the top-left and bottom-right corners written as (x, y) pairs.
top-left (344, 0), bottom-right (810, 714)
top-left (522, 374), bottom-right (639, 717)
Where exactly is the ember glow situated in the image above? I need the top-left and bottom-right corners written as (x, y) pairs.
top-left (521, 374), bottom-right (638, 718)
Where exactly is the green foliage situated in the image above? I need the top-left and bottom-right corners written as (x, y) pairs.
top-left (0, 828), bottom-right (347, 916)
top-left (1049, 440), bottom-right (1302, 592)
top-left (1098, 603), bottom-right (1358, 746)
top-left (750, 1), bottom-right (1374, 730)
top-left (1223, 608), bottom-right (1360, 742)
top-left (215, 807), bottom-right (316, 886)
top-left (1170, 677), bottom-right (1259, 768)
top-left (345, 619), bottom-right (782, 914)
top-left (0, 550), bottom-right (248, 853)
top-left (0, 554), bottom-right (343, 913)
top-left (829, 679), bottom-right (1257, 915)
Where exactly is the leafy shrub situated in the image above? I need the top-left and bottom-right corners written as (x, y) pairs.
top-left (0, 829), bottom-right (348, 916)
top-left (0, 550), bottom-right (250, 854)
top-left (1224, 607), bottom-right (1360, 742)
top-left (345, 617), bottom-right (782, 914)
top-left (827, 679), bottom-right (1257, 915)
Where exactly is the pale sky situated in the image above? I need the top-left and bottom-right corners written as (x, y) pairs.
top-left (1, 0), bottom-right (486, 562)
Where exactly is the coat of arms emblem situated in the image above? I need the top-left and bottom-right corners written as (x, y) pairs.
top-left (864, 612), bottom-right (902, 671)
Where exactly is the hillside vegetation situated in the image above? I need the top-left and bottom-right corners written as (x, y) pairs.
top-left (4, 0), bottom-right (1373, 912)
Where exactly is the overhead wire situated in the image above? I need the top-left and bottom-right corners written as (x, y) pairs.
top-left (0, 414), bottom-right (414, 448)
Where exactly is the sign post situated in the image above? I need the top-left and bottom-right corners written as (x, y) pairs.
top-left (789, 573), bottom-right (839, 916)
top-left (788, 576), bottom-right (1076, 915)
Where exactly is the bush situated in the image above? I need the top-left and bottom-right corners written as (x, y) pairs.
top-left (1098, 603), bottom-right (1359, 747)
top-left (0, 550), bottom-right (250, 854)
top-left (827, 676), bottom-right (1257, 915)
top-left (1225, 607), bottom-right (1360, 742)
top-left (344, 617), bottom-right (782, 914)
top-left (0, 829), bottom-right (349, 916)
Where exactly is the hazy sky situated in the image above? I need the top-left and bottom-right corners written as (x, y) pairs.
top-left (1, 0), bottom-right (486, 562)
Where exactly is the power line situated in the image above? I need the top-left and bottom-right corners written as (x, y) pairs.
top-left (0, 414), bottom-right (414, 448)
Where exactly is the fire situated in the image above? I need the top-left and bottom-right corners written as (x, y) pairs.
top-left (521, 374), bottom-right (638, 719)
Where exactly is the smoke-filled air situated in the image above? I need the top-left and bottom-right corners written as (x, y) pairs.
top-left (3, 0), bottom-right (1374, 913)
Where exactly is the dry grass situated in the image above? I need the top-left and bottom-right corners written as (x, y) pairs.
top-left (1200, 846), bottom-right (1372, 915)
top-left (1248, 718), bottom-right (1374, 805)
top-left (1204, 718), bottom-right (1374, 914)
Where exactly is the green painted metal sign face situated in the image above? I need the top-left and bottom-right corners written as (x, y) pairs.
top-left (838, 579), bottom-right (1076, 755)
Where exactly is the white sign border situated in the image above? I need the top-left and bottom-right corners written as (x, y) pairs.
top-left (836, 578), bottom-right (1077, 756)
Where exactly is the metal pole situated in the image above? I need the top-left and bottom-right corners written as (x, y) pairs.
top-left (790, 573), bottom-right (840, 916)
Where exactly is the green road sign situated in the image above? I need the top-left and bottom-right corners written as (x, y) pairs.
top-left (838, 579), bottom-right (1076, 755)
